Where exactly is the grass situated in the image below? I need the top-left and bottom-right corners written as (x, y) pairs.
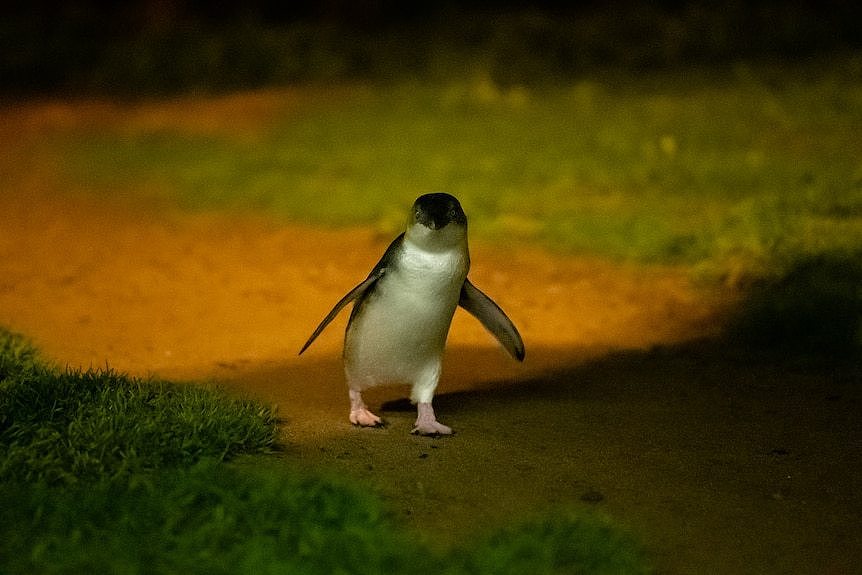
top-left (727, 252), bottom-right (862, 360)
top-left (0, 464), bottom-right (650, 575)
top-left (0, 367), bottom-right (278, 485)
top-left (0, 329), bottom-right (278, 487)
top-left (0, 326), bottom-right (42, 380)
top-left (452, 511), bottom-right (652, 575)
top-left (0, 461), bottom-right (419, 575)
top-left (38, 56), bottom-right (862, 285)
top-left (0, 328), bottom-right (652, 574)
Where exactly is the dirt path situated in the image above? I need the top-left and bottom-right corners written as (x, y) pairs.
top-left (1, 191), bottom-right (859, 574)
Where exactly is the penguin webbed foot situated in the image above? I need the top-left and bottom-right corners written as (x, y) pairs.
top-left (350, 407), bottom-right (384, 428)
top-left (348, 388), bottom-right (384, 428)
top-left (411, 402), bottom-right (453, 436)
top-left (411, 421), bottom-right (453, 436)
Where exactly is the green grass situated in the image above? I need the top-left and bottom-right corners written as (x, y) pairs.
top-left (0, 327), bottom-right (42, 381)
top-left (727, 252), bottom-right (862, 360)
top-left (49, 58), bottom-right (862, 284)
top-left (452, 511), bottom-right (652, 575)
top-left (0, 369), bottom-right (278, 486)
top-left (0, 328), bottom-right (652, 574)
top-left (0, 461), bottom-right (419, 575)
top-left (0, 465), bottom-right (650, 575)
top-left (0, 328), bottom-right (278, 486)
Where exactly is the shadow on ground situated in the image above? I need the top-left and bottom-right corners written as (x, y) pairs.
top-left (219, 337), bottom-right (860, 575)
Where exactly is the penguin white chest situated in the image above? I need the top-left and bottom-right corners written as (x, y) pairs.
top-left (344, 244), bottom-right (467, 388)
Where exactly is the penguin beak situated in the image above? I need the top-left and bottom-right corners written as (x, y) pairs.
top-left (415, 210), bottom-right (447, 230)
top-left (428, 216), bottom-right (450, 230)
top-left (414, 207), bottom-right (465, 230)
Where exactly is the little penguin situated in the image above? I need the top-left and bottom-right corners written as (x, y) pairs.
top-left (299, 193), bottom-right (525, 435)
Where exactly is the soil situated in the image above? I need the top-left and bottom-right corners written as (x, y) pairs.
top-left (2, 189), bottom-right (860, 574)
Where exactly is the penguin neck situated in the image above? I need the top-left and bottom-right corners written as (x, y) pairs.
top-left (404, 223), bottom-right (468, 255)
top-left (401, 226), bottom-right (470, 281)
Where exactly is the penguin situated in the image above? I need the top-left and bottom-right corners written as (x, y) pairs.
top-left (299, 193), bottom-right (524, 435)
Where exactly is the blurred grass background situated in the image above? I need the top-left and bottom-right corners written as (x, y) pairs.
top-left (45, 62), bottom-right (861, 286)
top-left (3, 0), bottom-right (860, 288)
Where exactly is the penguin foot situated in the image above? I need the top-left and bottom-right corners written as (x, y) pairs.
top-left (350, 408), bottom-right (383, 427)
top-left (348, 389), bottom-right (383, 427)
top-left (411, 420), bottom-right (452, 435)
top-left (411, 402), bottom-right (453, 436)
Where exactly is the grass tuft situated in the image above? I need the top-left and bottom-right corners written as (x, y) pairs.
top-left (0, 367), bottom-right (278, 485)
top-left (0, 328), bottom-right (43, 381)
top-left (727, 252), bottom-right (862, 361)
top-left (0, 328), bottom-right (653, 573)
top-left (451, 510), bottom-right (652, 575)
top-left (0, 461), bottom-right (420, 575)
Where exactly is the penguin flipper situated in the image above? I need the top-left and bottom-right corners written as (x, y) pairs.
top-left (459, 279), bottom-right (525, 361)
top-left (298, 268), bottom-right (385, 355)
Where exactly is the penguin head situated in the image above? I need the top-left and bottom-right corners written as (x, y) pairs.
top-left (406, 193), bottom-right (468, 249)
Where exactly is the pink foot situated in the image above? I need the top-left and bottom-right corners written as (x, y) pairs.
top-left (349, 389), bottom-right (383, 427)
top-left (412, 402), bottom-right (453, 435)
top-left (350, 407), bottom-right (383, 427)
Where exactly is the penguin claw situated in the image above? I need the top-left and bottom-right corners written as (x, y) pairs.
top-left (350, 408), bottom-right (383, 428)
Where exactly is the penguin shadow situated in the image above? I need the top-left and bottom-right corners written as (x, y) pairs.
top-left (223, 343), bottom-right (619, 429)
top-left (374, 343), bottom-right (685, 423)
top-left (415, 336), bottom-right (862, 433)
top-left (375, 337), bottom-right (792, 426)
top-left (224, 336), bottom-right (859, 446)
top-left (255, 341), bottom-right (706, 421)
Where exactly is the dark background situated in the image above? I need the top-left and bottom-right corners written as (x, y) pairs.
top-left (2, 0), bottom-right (861, 95)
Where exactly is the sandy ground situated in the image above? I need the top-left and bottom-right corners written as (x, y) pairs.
top-left (2, 190), bottom-right (860, 574)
